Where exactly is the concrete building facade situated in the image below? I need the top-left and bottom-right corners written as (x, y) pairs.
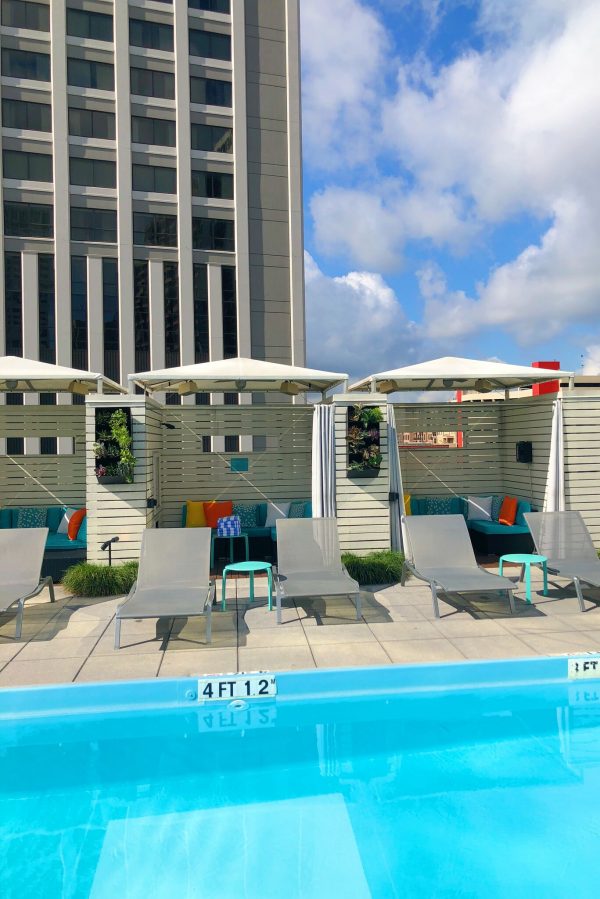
top-left (0, 0), bottom-right (305, 423)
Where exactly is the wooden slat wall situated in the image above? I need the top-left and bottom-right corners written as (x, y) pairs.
top-left (0, 405), bottom-right (86, 509)
top-left (394, 403), bottom-right (503, 499)
top-left (335, 403), bottom-right (390, 555)
top-left (159, 405), bottom-right (313, 528)
top-left (563, 396), bottom-right (600, 543)
top-left (499, 397), bottom-right (554, 508)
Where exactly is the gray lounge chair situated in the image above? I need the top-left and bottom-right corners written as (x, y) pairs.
top-left (525, 511), bottom-right (600, 611)
top-left (114, 528), bottom-right (215, 648)
top-left (274, 518), bottom-right (361, 624)
top-left (401, 514), bottom-right (516, 618)
top-left (0, 528), bottom-right (55, 639)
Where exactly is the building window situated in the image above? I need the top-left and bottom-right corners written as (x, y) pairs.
top-left (192, 217), bottom-right (234, 252)
top-left (38, 254), bottom-right (55, 364)
top-left (69, 157), bottom-right (116, 188)
top-left (66, 8), bottom-right (113, 42)
top-left (102, 258), bottom-right (119, 384)
top-left (133, 260), bottom-right (150, 374)
top-left (1, 98), bottom-right (51, 132)
top-left (133, 212), bottom-right (177, 247)
top-left (189, 0), bottom-right (230, 12)
top-left (39, 393), bottom-right (57, 455)
top-left (191, 169), bottom-right (233, 200)
top-left (4, 201), bottom-right (53, 238)
top-left (131, 115), bottom-right (175, 147)
top-left (4, 251), bottom-right (22, 355)
top-left (71, 256), bottom-right (88, 370)
top-left (221, 266), bottom-right (237, 358)
top-left (189, 28), bottom-right (231, 61)
top-left (68, 107), bottom-right (115, 139)
top-left (132, 164), bottom-right (176, 194)
top-left (224, 435), bottom-right (239, 452)
top-left (190, 76), bottom-right (231, 107)
top-left (1, 0), bottom-right (49, 31)
top-left (67, 58), bottom-right (114, 91)
top-left (70, 207), bottom-right (117, 243)
top-left (191, 123), bottom-right (232, 153)
top-left (129, 18), bottom-right (173, 52)
top-left (130, 67), bottom-right (174, 100)
top-left (201, 434), bottom-right (211, 451)
top-left (2, 150), bottom-right (52, 182)
top-left (224, 392), bottom-right (238, 405)
top-left (193, 263), bottom-right (209, 363)
top-left (1, 48), bottom-right (50, 81)
top-left (6, 392), bottom-right (24, 456)
top-left (196, 394), bottom-right (210, 407)
top-left (164, 262), bottom-right (180, 368)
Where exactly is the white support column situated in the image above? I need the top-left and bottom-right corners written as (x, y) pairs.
top-left (208, 263), bottom-right (224, 449)
top-left (285, 0), bottom-right (306, 365)
top-left (239, 392), bottom-right (253, 452)
top-left (22, 254), bottom-right (40, 455)
top-left (87, 257), bottom-right (104, 375)
top-left (113, 0), bottom-right (135, 385)
top-left (231, 0), bottom-right (251, 356)
top-left (50, 0), bottom-right (71, 368)
top-left (173, 0), bottom-right (195, 368)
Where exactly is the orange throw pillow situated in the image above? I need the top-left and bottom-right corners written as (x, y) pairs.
top-left (499, 496), bottom-right (518, 527)
top-left (203, 500), bottom-right (233, 529)
top-left (68, 508), bottom-right (86, 540)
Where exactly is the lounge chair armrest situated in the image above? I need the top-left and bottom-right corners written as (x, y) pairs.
top-left (205, 580), bottom-right (216, 609)
top-left (402, 560), bottom-right (434, 586)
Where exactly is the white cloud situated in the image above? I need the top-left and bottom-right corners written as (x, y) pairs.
top-left (304, 252), bottom-right (425, 378)
top-left (582, 345), bottom-right (600, 375)
top-left (300, 0), bottom-right (389, 171)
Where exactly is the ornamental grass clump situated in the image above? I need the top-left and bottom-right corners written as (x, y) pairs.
top-left (62, 561), bottom-right (139, 597)
top-left (341, 550), bottom-right (404, 586)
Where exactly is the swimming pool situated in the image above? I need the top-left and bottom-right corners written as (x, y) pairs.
top-left (1, 657), bottom-right (600, 898)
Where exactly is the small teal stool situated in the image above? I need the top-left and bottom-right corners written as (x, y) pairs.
top-left (222, 561), bottom-right (273, 611)
top-left (498, 553), bottom-right (548, 604)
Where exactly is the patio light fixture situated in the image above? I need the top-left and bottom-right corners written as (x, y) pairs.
top-left (379, 379), bottom-right (399, 394)
top-left (474, 379), bottom-right (494, 393)
top-left (5, 380), bottom-right (18, 390)
top-left (234, 379), bottom-right (247, 391)
top-left (177, 381), bottom-right (198, 396)
top-left (280, 381), bottom-right (301, 396)
top-left (68, 381), bottom-right (90, 396)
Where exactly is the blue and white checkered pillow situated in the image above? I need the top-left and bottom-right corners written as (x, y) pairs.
top-left (217, 515), bottom-right (241, 537)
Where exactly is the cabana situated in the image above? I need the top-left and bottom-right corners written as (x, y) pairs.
top-left (350, 357), bottom-right (577, 556)
top-left (0, 355), bottom-right (124, 395)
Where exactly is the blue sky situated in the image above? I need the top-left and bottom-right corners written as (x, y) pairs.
top-left (299, 0), bottom-right (600, 380)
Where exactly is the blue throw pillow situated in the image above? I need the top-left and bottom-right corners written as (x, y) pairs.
top-left (427, 497), bottom-right (454, 515)
top-left (288, 501), bottom-right (306, 519)
top-left (516, 501), bottom-right (532, 526)
top-left (491, 495), bottom-right (503, 521)
top-left (233, 503), bottom-right (259, 529)
top-left (16, 507), bottom-right (46, 528)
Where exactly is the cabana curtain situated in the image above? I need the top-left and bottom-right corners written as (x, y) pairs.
top-left (311, 405), bottom-right (336, 518)
top-left (386, 404), bottom-right (405, 551)
top-left (544, 398), bottom-right (565, 512)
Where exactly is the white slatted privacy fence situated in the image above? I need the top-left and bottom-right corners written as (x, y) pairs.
top-left (562, 396), bottom-right (600, 543)
top-left (159, 405), bottom-right (313, 528)
top-left (0, 405), bottom-right (86, 509)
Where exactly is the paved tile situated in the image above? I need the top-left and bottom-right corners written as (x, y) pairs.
top-left (36, 616), bottom-right (110, 640)
top-left (0, 658), bottom-right (82, 687)
top-left (381, 639), bottom-right (466, 664)
top-left (431, 617), bottom-right (511, 638)
top-left (368, 620), bottom-right (441, 642)
top-left (159, 649), bottom-right (238, 678)
top-left (305, 623), bottom-right (378, 645)
top-left (310, 642), bottom-right (392, 669)
top-left (0, 641), bottom-right (24, 665)
top-left (448, 635), bottom-right (535, 659)
top-left (17, 636), bottom-right (100, 661)
top-left (517, 631), bottom-right (600, 655)
top-left (237, 645), bottom-right (315, 671)
top-left (239, 628), bottom-right (310, 649)
top-left (75, 653), bottom-right (162, 683)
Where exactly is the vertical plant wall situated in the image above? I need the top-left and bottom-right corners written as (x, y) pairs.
top-left (93, 407), bottom-right (136, 484)
top-left (347, 405), bottom-right (383, 477)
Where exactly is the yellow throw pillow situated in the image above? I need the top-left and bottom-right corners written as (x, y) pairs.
top-left (403, 493), bottom-right (412, 516)
top-left (186, 500), bottom-right (207, 528)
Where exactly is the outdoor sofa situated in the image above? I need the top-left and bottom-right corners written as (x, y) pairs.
top-left (407, 494), bottom-right (534, 555)
top-left (0, 505), bottom-right (87, 582)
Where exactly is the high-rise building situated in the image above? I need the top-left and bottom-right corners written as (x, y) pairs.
top-left (0, 0), bottom-right (305, 406)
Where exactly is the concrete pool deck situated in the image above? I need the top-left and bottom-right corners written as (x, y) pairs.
top-left (2, 565), bottom-right (600, 687)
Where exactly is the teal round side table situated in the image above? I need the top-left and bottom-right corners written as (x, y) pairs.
top-left (498, 553), bottom-right (548, 604)
top-left (221, 561), bottom-right (273, 611)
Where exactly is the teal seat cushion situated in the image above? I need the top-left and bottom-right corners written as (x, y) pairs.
top-left (247, 526), bottom-right (271, 539)
top-left (45, 533), bottom-right (86, 551)
top-left (0, 508), bottom-right (15, 528)
top-left (468, 519), bottom-right (530, 536)
top-left (256, 503), bottom-right (267, 527)
top-left (46, 506), bottom-right (66, 533)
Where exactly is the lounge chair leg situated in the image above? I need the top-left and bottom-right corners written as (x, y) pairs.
top-left (574, 577), bottom-right (586, 612)
top-left (205, 604), bottom-right (212, 644)
top-left (507, 590), bottom-right (516, 615)
top-left (15, 598), bottom-right (24, 640)
top-left (114, 616), bottom-right (121, 650)
top-left (276, 584), bottom-right (282, 625)
top-left (430, 583), bottom-right (441, 619)
top-left (354, 592), bottom-right (361, 621)
top-left (400, 563), bottom-right (407, 587)
top-left (45, 576), bottom-right (55, 602)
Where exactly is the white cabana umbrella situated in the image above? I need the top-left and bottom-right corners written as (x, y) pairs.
top-left (129, 356), bottom-right (348, 397)
top-left (350, 356), bottom-right (575, 394)
top-left (0, 355), bottom-right (124, 394)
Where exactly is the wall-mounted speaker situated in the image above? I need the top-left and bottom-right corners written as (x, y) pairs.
top-left (516, 441), bottom-right (533, 464)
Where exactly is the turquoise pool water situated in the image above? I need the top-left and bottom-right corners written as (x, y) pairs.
top-left (1, 659), bottom-right (600, 898)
